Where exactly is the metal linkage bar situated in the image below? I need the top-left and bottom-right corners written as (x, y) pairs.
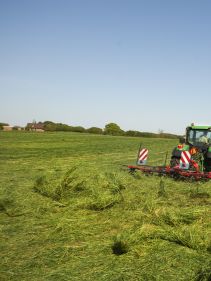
top-left (128, 165), bottom-right (211, 180)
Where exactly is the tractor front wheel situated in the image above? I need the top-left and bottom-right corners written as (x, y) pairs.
top-left (170, 157), bottom-right (180, 168)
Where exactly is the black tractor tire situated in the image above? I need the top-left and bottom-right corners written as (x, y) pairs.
top-left (170, 157), bottom-right (180, 168)
top-left (204, 158), bottom-right (211, 172)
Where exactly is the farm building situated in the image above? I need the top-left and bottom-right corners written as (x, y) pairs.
top-left (2, 126), bottom-right (13, 131)
top-left (26, 122), bottom-right (45, 132)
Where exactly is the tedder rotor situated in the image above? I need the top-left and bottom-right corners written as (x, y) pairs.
top-left (128, 124), bottom-right (211, 180)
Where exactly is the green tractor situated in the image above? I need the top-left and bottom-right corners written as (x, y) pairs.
top-left (170, 124), bottom-right (211, 172)
top-left (128, 124), bottom-right (211, 179)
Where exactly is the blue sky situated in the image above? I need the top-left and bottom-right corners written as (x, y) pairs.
top-left (0, 0), bottom-right (211, 134)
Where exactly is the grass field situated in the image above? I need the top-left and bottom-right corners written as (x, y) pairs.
top-left (0, 131), bottom-right (211, 281)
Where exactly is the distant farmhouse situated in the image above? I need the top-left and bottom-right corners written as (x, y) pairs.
top-left (26, 122), bottom-right (45, 132)
top-left (2, 125), bottom-right (13, 131)
top-left (0, 122), bottom-right (45, 132)
top-left (1, 125), bottom-right (23, 131)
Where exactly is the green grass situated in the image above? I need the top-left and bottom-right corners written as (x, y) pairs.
top-left (0, 131), bottom-right (211, 281)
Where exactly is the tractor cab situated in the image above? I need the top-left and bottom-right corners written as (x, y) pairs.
top-left (186, 125), bottom-right (211, 146)
top-left (171, 125), bottom-right (211, 171)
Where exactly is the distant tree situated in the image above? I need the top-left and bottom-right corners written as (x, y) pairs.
top-left (0, 123), bottom-right (9, 130)
top-left (55, 123), bottom-right (71, 131)
top-left (86, 127), bottom-right (103, 135)
top-left (70, 126), bottom-right (86, 133)
top-left (141, 132), bottom-right (157, 138)
top-left (43, 121), bottom-right (57, 131)
top-left (42, 121), bottom-right (86, 133)
top-left (43, 121), bottom-right (54, 125)
top-left (104, 123), bottom-right (124, 136)
top-left (125, 130), bottom-right (142, 137)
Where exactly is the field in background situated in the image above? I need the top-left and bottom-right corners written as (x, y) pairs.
top-left (0, 132), bottom-right (211, 281)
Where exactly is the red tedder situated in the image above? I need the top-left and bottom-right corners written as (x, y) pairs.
top-left (127, 146), bottom-right (211, 180)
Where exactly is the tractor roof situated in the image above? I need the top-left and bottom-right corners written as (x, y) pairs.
top-left (187, 125), bottom-right (211, 130)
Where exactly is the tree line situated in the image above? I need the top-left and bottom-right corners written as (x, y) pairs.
top-left (24, 121), bottom-right (179, 139)
top-left (0, 121), bottom-right (179, 139)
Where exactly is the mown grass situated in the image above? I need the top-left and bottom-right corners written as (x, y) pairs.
top-left (0, 131), bottom-right (211, 281)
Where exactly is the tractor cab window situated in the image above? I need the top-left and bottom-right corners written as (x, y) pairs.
top-left (188, 129), bottom-right (211, 144)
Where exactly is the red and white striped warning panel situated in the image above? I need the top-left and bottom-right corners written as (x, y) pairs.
top-left (137, 148), bottom-right (148, 165)
top-left (180, 151), bottom-right (191, 169)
